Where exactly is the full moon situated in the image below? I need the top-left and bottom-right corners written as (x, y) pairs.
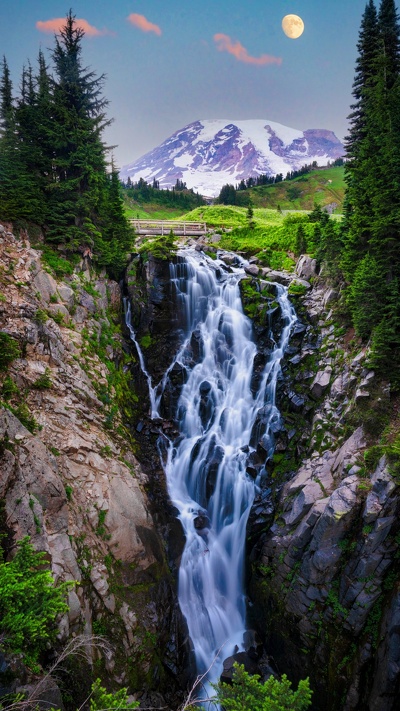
top-left (282, 14), bottom-right (304, 39)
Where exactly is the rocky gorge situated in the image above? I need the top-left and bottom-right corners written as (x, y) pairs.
top-left (1, 223), bottom-right (400, 711)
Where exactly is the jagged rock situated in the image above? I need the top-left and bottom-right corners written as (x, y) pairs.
top-left (244, 264), bottom-right (259, 277)
top-left (57, 285), bottom-right (75, 307)
top-left (330, 368), bottom-right (357, 399)
top-left (323, 288), bottom-right (339, 306)
top-left (0, 234), bottom-right (187, 704)
top-left (310, 368), bottom-right (332, 399)
top-left (332, 427), bottom-right (366, 475)
top-left (32, 270), bottom-right (58, 303)
top-left (350, 349), bottom-right (367, 372)
top-left (47, 303), bottom-right (69, 320)
top-left (295, 258), bottom-right (315, 283)
top-left (265, 270), bottom-right (291, 286)
top-left (296, 255), bottom-right (317, 280)
top-left (219, 253), bottom-right (237, 266)
top-left (355, 387), bottom-right (370, 403)
top-left (291, 277), bottom-right (311, 290)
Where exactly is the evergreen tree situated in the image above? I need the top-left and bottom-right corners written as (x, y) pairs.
top-left (340, 0), bottom-right (400, 381)
top-left (218, 183), bottom-right (236, 205)
top-left (45, 10), bottom-right (111, 250)
top-left (342, 0), bottom-right (380, 275)
top-left (0, 56), bottom-right (13, 134)
top-left (97, 162), bottom-right (133, 278)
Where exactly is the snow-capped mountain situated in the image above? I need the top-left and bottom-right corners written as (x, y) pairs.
top-left (120, 119), bottom-right (345, 197)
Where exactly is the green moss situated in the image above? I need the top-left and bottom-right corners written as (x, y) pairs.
top-left (82, 281), bottom-right (101, 298)
top-left (38, 246), bottom-right (76, 277)
top-left (288, 282), bottom-right (308, 296)
top-left (139, 334), bottom-right (152, 349)
top-left (138, 230), bottom-right (178, 261)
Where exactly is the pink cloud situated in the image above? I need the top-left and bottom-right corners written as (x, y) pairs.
top-left (127, 13), bottom-right (162, 36)
top-left (36, 18), bottom-right (110, 37)
top-left (214, 33), bottom-right (282, 66)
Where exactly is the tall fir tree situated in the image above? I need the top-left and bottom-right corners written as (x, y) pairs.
top-left (45, 11), bottom-right (111, 250)
top-left (342, 0), bottom-right (380, 276)
top-left (341, 0), bottom-right (400, 381)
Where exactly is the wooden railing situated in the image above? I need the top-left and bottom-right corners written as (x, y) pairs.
top-left (130, 219), bottom-right (207, 236)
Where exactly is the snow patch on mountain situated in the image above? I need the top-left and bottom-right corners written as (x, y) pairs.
top-left (120, 119), bottom-right (345, 197)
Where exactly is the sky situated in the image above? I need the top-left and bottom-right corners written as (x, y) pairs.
top-left (0, 1), bottom-right (388, 169)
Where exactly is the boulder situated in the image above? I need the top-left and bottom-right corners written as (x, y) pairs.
top-left (244, 264), bottom-right (259, 277)
top-left (291, 277), bottom-right (311, 290)
top-left (58, 285), bottom-right (75, 308)
top-left (265, 270), bottom-right (291, 286)
top-left (310, 368), bottom-right (332, 399)
top-left (32, 270), bottom-right (58, 303)
top-left (323, 288), bottom-right (339, 307)
top-left (296, 255), bottom-right (317, 280)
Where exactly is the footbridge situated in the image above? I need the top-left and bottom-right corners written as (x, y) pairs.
top-left (130, 219), bottom-right (207, 236)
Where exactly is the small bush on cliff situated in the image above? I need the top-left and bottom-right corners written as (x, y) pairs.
top-left (0, 537), bottom-right (72, 668)
top-left (0, 333), bottom-right (20, 371)
top-left (215, 663), bottom-right (312, 711)
top-left (139, 229), bottom-right (178, 261)
top-left (90, 678), bottom-right (139, 711)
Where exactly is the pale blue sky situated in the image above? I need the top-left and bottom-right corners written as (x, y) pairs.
top-left (0, 1), bottom-right (386, 168)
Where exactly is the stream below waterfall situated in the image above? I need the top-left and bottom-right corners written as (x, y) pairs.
top-left (126, 248), bottom-right (297, 699)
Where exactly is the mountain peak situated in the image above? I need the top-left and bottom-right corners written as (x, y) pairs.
top-left (120, 119), bottom-right (345, 197)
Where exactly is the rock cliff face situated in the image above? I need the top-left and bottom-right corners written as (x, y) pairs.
top-left (0, 226), bottom-right (187, 707)
top-left (245, 268), bottom-right (400, 711)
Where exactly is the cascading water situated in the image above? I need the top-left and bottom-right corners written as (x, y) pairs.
top-left (125, 249), bottom-right (297, 698)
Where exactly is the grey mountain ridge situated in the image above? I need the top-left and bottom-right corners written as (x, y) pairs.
top-left (120, 119), bottom-right (345, 196)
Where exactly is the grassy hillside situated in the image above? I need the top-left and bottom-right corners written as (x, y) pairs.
top-left (179, 205), bottom-right (323, 271)
top-left (237, 166), bottom-right (345, 212)
top-left (179, 205), bottom-right (302, 229)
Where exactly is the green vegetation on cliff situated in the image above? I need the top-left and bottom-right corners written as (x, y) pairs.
top-left (214, 664), bottom-right (312, 711)
top-left (0, 537), bottom-right (71, 669)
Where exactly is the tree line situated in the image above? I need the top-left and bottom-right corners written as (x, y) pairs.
top-left (315, 0), bottom-right (400, 384)
top-left (121, 176), bottom-right (205, 211)
top-left (0, 11), bottom-right (132, 278)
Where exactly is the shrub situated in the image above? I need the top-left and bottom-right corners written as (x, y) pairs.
top-left (90, 679), bottom-right (139, 711)
top-left (0, 537), bottom-right (72, 666)
top-left (215, 664), bottom-right (312, 711)
top-left (32, 367), bottom-right (53, 390)
top-left (34, 309), bottom-right (48, 324)
top-left (1, 376), bottom-right (20, 401)
top-left (0, 333), bottom-right (21, 371)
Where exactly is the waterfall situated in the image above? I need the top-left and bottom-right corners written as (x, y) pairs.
top-left (125, 249), bottom-right (297, 697)
top-left (124, 300), bottom-right (159, 418)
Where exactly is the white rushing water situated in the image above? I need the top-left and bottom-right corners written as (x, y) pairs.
top-left (125, 249), bottom-right (297, 696)
top-left (164, 251), bottom-right (296, 693)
